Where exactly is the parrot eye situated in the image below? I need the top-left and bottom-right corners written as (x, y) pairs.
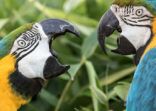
top-left (17, 40), bottom-right (27, 48)
top-left (136, 9), bottom-right (143, 16)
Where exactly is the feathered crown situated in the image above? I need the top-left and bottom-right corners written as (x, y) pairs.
top-left (113, 0), bottom-right (156, 15)
top-left (0, 24), bottom-right (32, 58)
top-left (147, 0), bottom-right (156, 10)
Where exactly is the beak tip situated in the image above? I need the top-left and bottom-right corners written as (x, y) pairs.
top-left (98, 35), bottom-right (107, 54)
top-left (70, 28), bottom-right (80, 37)
top-left (75, 31), bottom-right (81, 37)
top-left (65, 65), bottom-right (70, 71)
top-left (66, 24), bottom-right (80, 37)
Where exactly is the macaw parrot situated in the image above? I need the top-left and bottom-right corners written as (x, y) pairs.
top-left (0, 19), bottom-right (79, 111)
top-left (98, 0), bottom-right (156, 111)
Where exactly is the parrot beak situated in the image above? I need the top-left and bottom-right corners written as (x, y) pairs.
top-left (98, 9), bottom-right (136, 55)
top-left (40, 19), bottom-right (80, 39)
top-left (40, 19), bottom-right (80, 79)
top-left (43, 56), bottom-right (70, 79)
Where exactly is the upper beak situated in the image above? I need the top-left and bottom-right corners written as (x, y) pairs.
top-left (98, 9), bottom-right (136, 55)
top-left (98, 9), bottom-right (120, 54)
top-left (40, 19), bottom-right (80, 39)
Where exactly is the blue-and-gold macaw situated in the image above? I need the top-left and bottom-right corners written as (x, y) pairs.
top-left (0, 19), bottom-right (79, 111)
top-left (98, 0), bottom-right (156, 111)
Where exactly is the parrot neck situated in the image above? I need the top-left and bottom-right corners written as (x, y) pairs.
top-left (134, 18), bottom-right (156, 65)
top-left (142, 18), bottom-right (156, 57)
top-left (0, 54), bottom-right (44, 111)
top-left (9, 69), bottom-right (44, 99)
top-left (0, 55), bottom-right (28, 111)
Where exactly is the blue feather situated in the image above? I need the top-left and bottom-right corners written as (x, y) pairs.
top-left (0, 24), bottom-right (32, 58)
top-left (126, 48), bottom-right (156, 111)
top-left (146, 0), bottom-right (156, 10)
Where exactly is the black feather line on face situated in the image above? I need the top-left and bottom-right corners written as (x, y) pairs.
top-left (9, 69), bottom-right (44, 99)
top-left (16, 42), bottom-right (39, 63)
top-left (120, 16), bottom-right (152, 28)
top-left (12, 25), bottom-right (42, 63)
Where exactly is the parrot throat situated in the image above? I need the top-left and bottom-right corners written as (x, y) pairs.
top-left (134, 31), bottom-right (153, 65)
top-left (7, 54), bottom-right (44, 99)
top-left (9, 69), bottom-right (44, 99)
top-left (143, 18), bottom-right (156, 53)
top-left (0, 55), bottom-right (28, 111)
top-left (135, 17), bottom-right (156, 65)
top-left (0, 54), bottom-right (44, 111)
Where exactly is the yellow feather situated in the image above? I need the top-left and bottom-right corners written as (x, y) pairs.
top-left (0, 55), bottom-right (28, 111)
top-left (143, 17), bottom-right (156, 56)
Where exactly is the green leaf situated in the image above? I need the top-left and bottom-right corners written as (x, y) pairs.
top-left (80, 107), bottom-right (93, 111)
top-left (68, 63), bottom-right (82, 80)
top-left (30, 0), bottom-right (98, 27)
top-left (114, 82), bottom-right (130, 101)
top-left (0, 18), bottom-right (8, 30)
top-left (81, 31), bottom-right (98, 59)
top-left (85, 61), bottom-right (98, 111)
top-left (39, 89), bottom-right (58, 106)
top-left (63, 0), bottom-right (84, 12)
top-left (85, 61), bottom-right (97, 87)
top-left (76, 23), bottom-right (94, 36)
top-left (90, 86), bottom-right (108, 106)
top-left (100, 66), bottom-right (135, 86)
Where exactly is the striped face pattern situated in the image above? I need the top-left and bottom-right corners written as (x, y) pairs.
top-left (111, 5), bottom-right (153, 26)
top-left (11, 24), bottom-right (42, 62)
top-left (111, 5), bottom-right (153, 50)
top-left (10, 23), bottom-right (52, 79)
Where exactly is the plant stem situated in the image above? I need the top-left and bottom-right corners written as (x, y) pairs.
top-left (54, 80), bottom-right (73, 111)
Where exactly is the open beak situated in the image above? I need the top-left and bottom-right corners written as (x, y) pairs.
top-left (98, 9), bottom-right (136, 55)
top-left (40, 19), bottom-right (80, 79)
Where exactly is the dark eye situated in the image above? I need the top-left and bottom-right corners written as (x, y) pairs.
top-left (17, 40), bottom-right (27, 47)
top-left (136, 9), bottom-right (143, 16)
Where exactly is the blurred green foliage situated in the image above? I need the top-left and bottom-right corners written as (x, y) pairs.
top-left (0, 0), bottom-right (136, 111)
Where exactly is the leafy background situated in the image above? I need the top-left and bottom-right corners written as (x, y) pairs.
top-left (0, 0), bottom-right (136, 111)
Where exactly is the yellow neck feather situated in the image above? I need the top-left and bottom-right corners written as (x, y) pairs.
top-left (0, 55), bottom-right (28, 111)
top-left (143, 17), bottom-right (156, 56)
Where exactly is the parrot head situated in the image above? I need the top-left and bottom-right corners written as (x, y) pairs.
top-left (98, 0), bottom-right (156, 64)
top-left (0, 19), bottom-right (79, 80)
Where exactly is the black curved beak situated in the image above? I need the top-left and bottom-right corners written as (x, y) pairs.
top-left (43, 56), bottom-right (70, 79)
top-left (98, 9), bottom-right (120, 54)
top-left (40, 19), bottom-right (80, 39)
top-left (98, 9), bottom-right (136, 55)
top-left (40, 19), bottom-right (80, 79)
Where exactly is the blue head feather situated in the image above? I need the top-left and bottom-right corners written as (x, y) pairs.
top-left (0, 24), bottom-right (32, 58)
top-left (146, 0), bottom-right (156, 10)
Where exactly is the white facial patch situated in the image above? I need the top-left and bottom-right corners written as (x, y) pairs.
top-left (111, 5), bottom-right (153, 50)
top-left (10, 23), bottom-right (52, 79)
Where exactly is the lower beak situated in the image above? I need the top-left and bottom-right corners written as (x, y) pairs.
top-left (43, 56), bottom-right (70, 79)
top-left (98, 9), bottom-right (136, 55)
top-left (111, 36), bottom-right (136, 55)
